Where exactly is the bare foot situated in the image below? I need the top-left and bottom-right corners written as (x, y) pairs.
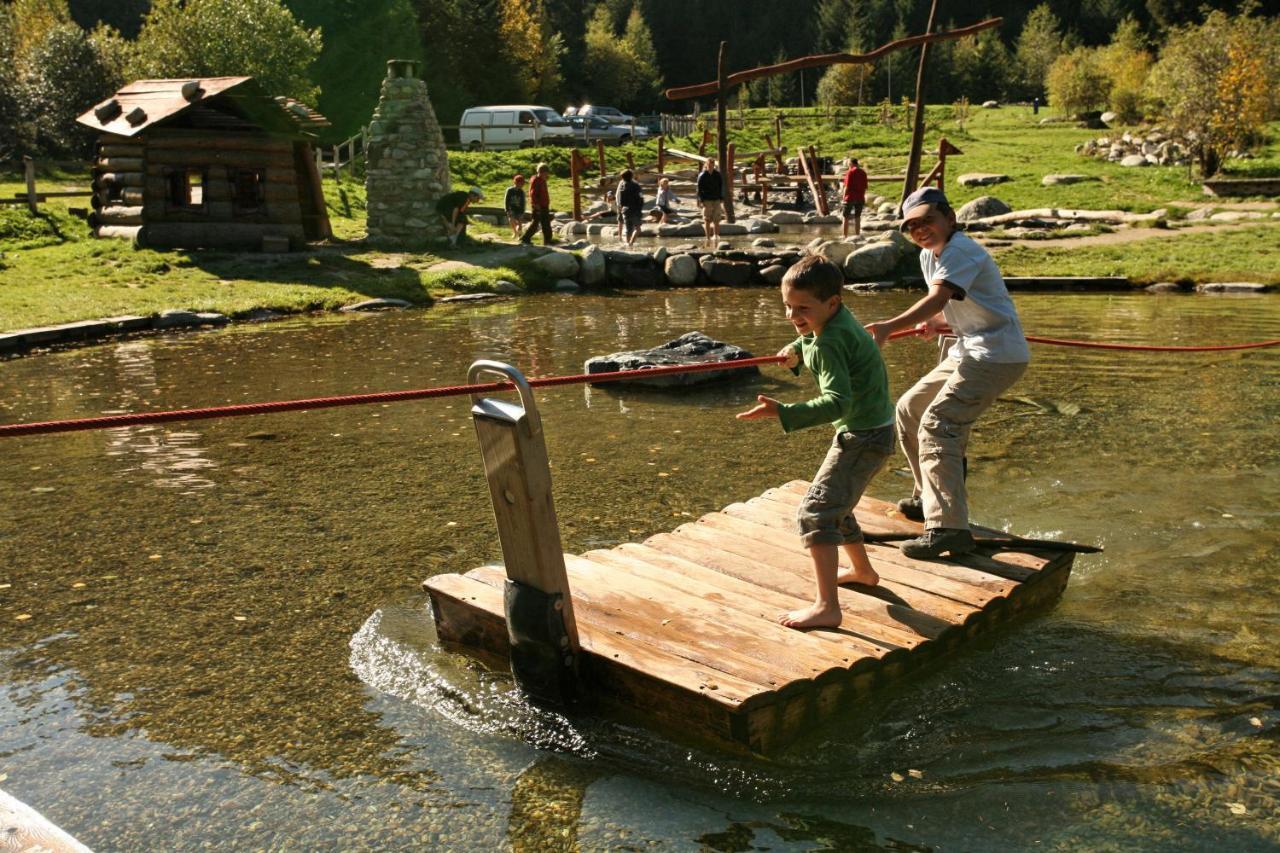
top-left (778, 603), bottom-right (842, 630)
top-left (835, 567), bottom-right (880, 586)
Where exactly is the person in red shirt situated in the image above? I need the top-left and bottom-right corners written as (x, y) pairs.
top-left (841, 157), bottom-right (868, 237)
top-left (520, 163), bottom-right (555, 245)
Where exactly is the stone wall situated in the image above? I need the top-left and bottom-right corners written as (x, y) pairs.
top-left (365, 60), bottom-right (451, 245)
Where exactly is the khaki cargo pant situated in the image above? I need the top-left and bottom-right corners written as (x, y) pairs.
top-left (896, 357), bottom-right (1027, 530)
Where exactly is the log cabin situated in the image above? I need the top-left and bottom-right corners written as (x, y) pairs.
top-left (76, 77), bottom-right (332, 251)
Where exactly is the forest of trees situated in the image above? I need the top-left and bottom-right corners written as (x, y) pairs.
top-left (1, 0), bottom-right (1278, 174)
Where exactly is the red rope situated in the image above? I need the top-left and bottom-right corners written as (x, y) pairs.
top-left (0, 354), bottom-right (788, 437)
top-left (1022, 334), bottom-right (1280, 352)
top-left (2, 327), bottom-right (1276, 438)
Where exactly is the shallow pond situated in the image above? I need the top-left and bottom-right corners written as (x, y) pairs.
top-left (1, 289), bottom-right (1277, 850)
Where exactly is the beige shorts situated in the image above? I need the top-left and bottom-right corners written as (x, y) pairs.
top-left (700, 200), bottom-right (723, 223)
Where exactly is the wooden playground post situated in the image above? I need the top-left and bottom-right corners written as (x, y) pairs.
top-left (717, 41), bottom-right (735, 223)
top-left (725, 142), bottom-right (735, 221)
top-left (570, 149), bottom-right (582, 221)
top-left (596, 140), bottom-right (607, 178)
top-left (23, 156), bottom-right (37, 213)
top-left (657, 136), bottom-right (665, 173)
top-left (698, 128), bottom-right (712, 157)
top-left (774, 114), bottom-right (783, 151)
top-left (805, 144), bottom-right (829, 216)
top-left (626, 151), bottom-right (635, 172)
top-left (903, 0), bottom-right (940, 203)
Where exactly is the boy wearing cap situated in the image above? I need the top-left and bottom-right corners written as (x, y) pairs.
top-left (504, 175), bottom-right (527, 239)
top-left (437, 186), bottom-right (484, 246)
top-left (738, 255), bottom-right (894, 630)
top-left (865, 186), bottom-right (1029, 559)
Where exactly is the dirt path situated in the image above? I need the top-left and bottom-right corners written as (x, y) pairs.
top-left (985, 218), bottom-right (1278, 250)
top-left (424, 241), bottom-right (537, 272)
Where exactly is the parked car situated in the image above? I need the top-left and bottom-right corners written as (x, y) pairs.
top-left (578, 104), bottom-right (634, 125)
top-left (565, 114), bottom-right (646, 145)
top-left (458, 105), bottom-right (574, 150)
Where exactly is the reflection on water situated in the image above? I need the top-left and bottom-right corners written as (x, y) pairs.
top-left (1, 291), bottom-right (1277, 849)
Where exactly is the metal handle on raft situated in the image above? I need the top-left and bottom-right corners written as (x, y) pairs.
top-left (467, 360), bottom-right (542, 438)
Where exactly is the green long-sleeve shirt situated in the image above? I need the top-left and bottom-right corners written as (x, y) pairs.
top-left (777, 303), bottom-right (893, 434)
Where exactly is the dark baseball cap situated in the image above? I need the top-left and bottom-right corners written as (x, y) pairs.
top-left (899, 186), bottom-right (950, 230)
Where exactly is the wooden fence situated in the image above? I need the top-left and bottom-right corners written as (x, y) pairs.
top-left (1, 156), bottom-right (93, 211)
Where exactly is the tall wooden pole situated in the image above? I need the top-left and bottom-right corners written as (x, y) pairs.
top-left (902, 0), bottom-right (940, 205)
top-left (717, 41), bottom-right (735, 223)
top-left (570, 149), bottom-right (582, 221)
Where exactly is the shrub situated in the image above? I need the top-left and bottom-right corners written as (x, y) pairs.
top-left (1146, 9), bottom-right (1280, 175)
top-left (1046, 47), bottom-right (1111, 115)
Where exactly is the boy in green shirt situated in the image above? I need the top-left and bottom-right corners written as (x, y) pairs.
top-left (738, 255), bottom-right (894, 630)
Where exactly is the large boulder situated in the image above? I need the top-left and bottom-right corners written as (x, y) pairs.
top-left (1041, 174), bottom-right (1097, 186)
top-left (699, 256), bottom-right (754, 286)
top-left (579, 245), bottom-right (606, 286)
top-left (718, 222), bottom-right (748, 236)
top-left (956, 195), bottom-right (1011, 222)
top-left (956, 173), bottom-right (1010, 187)
top-left (876, 229), bottom-right (915, 254)
top-left (759, 263), bottom-right (788, 285)
top-left (664, 253), bottom-right (699, 285)
top-left (814, 240), bottom-right (858, 266)
top-left (843, 243), bottom-right (903, 280)
top-left (769, 211), bottom-right (805, 224)
top-left (658, 222), bottom-right (705, 238)
top-left (532, 250), bottom-right (581, 278)
top-left (745, 217), bottom-right (779, 233)
top-left (1120, 154), bottom-right (1148, 167)
top-left (584, 331), bottom-right (760, 388)
top-left (605, 248), bottom-right (650, 264)
top-left (616, 262), bottom-right (663, 289)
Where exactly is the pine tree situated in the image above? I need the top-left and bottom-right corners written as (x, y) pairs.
top-left (498, 0), bottom-right (565, 103)
top-left (1014, 3), bottom-right (1066, 101)
top-left (582, 2), bottom-right (630, 106)
top-left (620, 5), bottom-right (662, 110)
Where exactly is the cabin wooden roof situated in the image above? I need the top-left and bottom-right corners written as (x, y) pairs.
top-left (77, 77), bottom-right (330, 139)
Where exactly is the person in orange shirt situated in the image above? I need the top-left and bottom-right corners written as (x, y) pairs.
top-left (520, 163), bottom-right (556, 245)
top-left (841, 157), bottom-right (868, 237)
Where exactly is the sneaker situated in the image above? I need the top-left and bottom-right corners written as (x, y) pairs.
top-left (896, 496), bottom-right (924, 522)
top-left (900, 528), bottom-right (976, 559)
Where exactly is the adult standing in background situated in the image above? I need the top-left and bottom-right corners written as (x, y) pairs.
top-left (521, 163), bottom-right (555, 245)
top-left (696, 157), bottom-right (724, 249)
top-left (841, 157), bottom-right (868, 238)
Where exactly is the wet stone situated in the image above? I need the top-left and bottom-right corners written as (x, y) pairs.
top-left (584, 331), bottom-right (760, 388)
top-left (339, 298), bottom-right (413, 312)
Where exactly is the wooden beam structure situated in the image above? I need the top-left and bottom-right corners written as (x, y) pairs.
top-left (663, 18), bottom-right (1002, 101)
top-left (902, 0), bottom-right (942, 203)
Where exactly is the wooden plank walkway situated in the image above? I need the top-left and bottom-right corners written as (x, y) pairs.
top-left (424, 480), bottom-right (1074, 753)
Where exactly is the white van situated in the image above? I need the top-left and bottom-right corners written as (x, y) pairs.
top-left (458, 105), bottom-right (574, 150)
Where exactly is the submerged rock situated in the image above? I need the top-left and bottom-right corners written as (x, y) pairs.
top-left (584, 331), bottom-right (759, 388)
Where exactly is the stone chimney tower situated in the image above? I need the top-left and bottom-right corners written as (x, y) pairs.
top-left (365, 60), bottom-right (451, 245)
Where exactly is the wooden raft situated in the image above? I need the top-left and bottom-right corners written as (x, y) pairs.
top-left (423, 480), bottom-right (1073, 754)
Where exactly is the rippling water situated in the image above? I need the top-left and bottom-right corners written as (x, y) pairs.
top-left (1, 290), bottom-right (1277, 850)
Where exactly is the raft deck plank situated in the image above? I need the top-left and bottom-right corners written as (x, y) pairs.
top-left (423, 480), bottom-right (1075, 753)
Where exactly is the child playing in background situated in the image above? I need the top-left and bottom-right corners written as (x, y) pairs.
top-left (737, 255), bottom-right (894, 630)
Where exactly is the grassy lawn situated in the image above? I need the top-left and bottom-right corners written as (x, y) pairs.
top-left (0, 174), bottom-right (539, 330)
top-left (993, 225), bottom-right (1280, 284)
top-left (2, 107), bottom-right (1276, 332)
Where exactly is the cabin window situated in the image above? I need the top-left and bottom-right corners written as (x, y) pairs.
top-left (166, 168), bottom-right (206, 211)
top-left (232, 168), bottom-right (265, 215)
top-left (518, 111), bottom-right (535, 126)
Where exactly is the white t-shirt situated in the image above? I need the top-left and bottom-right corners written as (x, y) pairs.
top-left (921, 231), bottom-right (1030, 363)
